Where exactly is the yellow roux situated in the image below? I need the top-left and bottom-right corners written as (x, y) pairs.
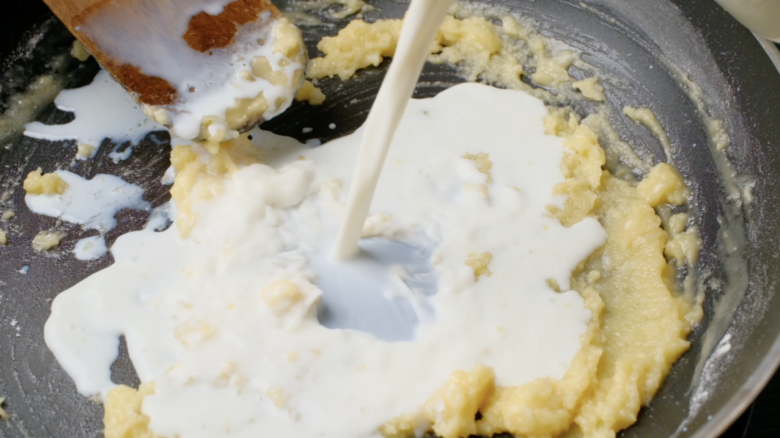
top-left (87, 13), bottom-right (700, 438)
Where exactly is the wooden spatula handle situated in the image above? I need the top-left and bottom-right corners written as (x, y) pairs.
top-left (42, 0), bottom-right (105, 29)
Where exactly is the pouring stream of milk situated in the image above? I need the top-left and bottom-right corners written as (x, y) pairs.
top-left (331, 0), bottom-right (454, 260)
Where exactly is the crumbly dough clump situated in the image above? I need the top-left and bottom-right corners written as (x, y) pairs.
top-left (463, 152), bottom-right (493, 182)
top-left (308, 16), bottom-right (524, 85)
top-left (32, 231), bottom-right (67, 252)
top-left (169, 136), bottom-right (264, 238)
top-left (637, 162), bottom-right (689, 207)
top-left (305, 14), bottom-right (585, 105)
top-left (76, 143), bottom-right (95, 160)
top-left (465, 252), bottom-right (493, 280)
top-left (573, 77), bottom-right (606, 102)
top-left (71, 40), bottom-right (91, 62)
top-left (104, 383), bottom-right (162, 438)
top-left (23, 168), bottom-right (68, 195)
top-left (295, 80), bottom-right (327, 105)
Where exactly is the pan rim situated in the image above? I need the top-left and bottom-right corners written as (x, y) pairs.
top-left (688, 34), bottom-right (780, 438)
top-left (755, 35), bottom-right (780, 75)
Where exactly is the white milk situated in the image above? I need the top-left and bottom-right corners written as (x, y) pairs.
top-left (45, 83), bottom-right (607, 438)
top-left (25, 170), bottom-right (149, 233)
top-left (24, 69), bottom-right (164, 159)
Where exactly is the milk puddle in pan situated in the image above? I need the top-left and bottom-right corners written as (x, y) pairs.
top-left (24, 69), bottom-right (164, 160)
top-left (45, 83), bottom-right (606, 438)
top-left (25, 171), bottom-right (149, 232)
top-left (25, 170), bottom-right (150, 259)
top-left (22, 69), bottom-right (163, 259)
top-left (311, 237), bottom-right (436, 341)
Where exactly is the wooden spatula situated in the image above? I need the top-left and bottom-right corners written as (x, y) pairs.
top-left (42, 0), bottom-right (307, 141)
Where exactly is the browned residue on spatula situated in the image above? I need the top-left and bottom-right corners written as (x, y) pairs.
top-left (62, 0), bottom-right (180, 106)
top-left (111, 64), bottom-right (179, 105)
top-left (44, 0), bottom-right (280, 106)
top-left (183, 0), bottom-right (279, 52)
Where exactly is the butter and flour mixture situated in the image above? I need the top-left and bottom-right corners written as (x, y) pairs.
top-left (33, 8), bottom-right (703, 438)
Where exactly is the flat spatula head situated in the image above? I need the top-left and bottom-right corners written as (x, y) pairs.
top-left (43, 0), bottom-right (308, 141)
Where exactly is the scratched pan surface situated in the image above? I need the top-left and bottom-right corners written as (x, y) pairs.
top-left (1, 0), bottom-right (780, 437)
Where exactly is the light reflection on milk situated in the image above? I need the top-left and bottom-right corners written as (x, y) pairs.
top-left (43, 82), bottom-right (607, 437)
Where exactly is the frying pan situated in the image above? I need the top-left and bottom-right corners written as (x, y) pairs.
top-left (1, 0), bottom-right (779, 437)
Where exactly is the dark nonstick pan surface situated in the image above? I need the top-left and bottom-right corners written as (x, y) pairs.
top-left (1, 0), bottom-right (780, 437)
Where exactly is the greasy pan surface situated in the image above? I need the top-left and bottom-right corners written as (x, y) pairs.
top-left (1, 0), bottom-right (780, 437)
